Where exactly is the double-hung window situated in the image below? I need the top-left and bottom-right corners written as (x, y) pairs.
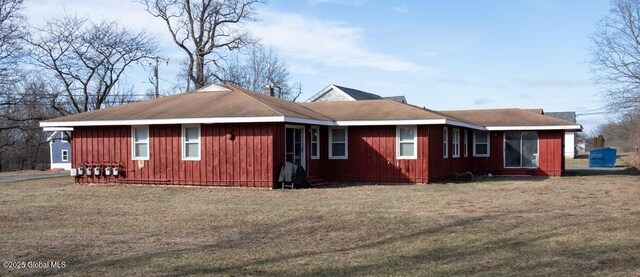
top-left (132, 126), bottom-right (149, 160)
top-left (61, 150), bottom-right (69, 162)
top-left (443, 127), bottom-right (449, 158)
top-left (452, 128), bottom-right (460, 158)
top-left (182, 125), bottom-right (201, 160)
top-left (473, 131), bottom-right (490, 157)
top-left (311, 127), bottom-right (320, 159)
top-left (329, 127), bottom-right (348, 159)
top-left (396, 125), bottom-right (417, 159)
top-left (464, 130), bottom-right (468, 157)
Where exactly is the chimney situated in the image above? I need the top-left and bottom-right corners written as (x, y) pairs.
top-left (263, 85), bottom-right (275, 97)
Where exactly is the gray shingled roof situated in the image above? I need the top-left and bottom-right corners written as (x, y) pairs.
top-left (385, 96), bottom-right (407, 103)
top-left (545, 112), bottom-right (577, 123)
top-left (333, 85), bottom-right (384, 100)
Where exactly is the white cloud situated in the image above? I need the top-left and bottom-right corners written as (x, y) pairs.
top-left (308, 0), bottom-right (367, 6)
top-left (391, 4), bottom-right (409, 14)
top-left (289, 64), bottom-right (318, 75)
top-left (511, 78), bottom-right (592, 88)
top-left (249, 10), bottom-right (433, 74)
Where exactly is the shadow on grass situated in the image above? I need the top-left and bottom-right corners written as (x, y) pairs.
top-left (20, 211), bottom-right (640, 276)
top-left (564, 168), bottom-right (640, 177)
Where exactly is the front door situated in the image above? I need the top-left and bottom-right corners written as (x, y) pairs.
top-left (285, 125), bottom-right (305, 168)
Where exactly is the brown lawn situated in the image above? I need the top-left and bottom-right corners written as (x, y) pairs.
top-left (1, 175), bottom-right (640, 276)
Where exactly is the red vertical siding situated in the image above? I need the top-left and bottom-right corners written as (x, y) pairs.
top-left (72, 123), bottom-right (277, 187)
top-left (477, 130), bottom-right (564, 176)
top-left (306, 125), bottom-right (429, 183)
top-left (428, 125), bottom-right (475, 182)
top-left (70, 123), bottom-right (567, 187)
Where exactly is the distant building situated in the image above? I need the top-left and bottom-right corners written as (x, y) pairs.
top-left (306, 84), bottom-right (407, 103)
top-left (545, 112), bottom-right (577, 159)
top-left (47, 131), bottom-right (71, 170)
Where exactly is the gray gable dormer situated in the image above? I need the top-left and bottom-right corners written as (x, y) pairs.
top-left (306, 84), bottom-right (407, 103)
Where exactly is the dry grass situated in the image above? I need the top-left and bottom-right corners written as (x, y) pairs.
top-left (0, 170), bottom-right (49, 178)
top-left (1, 175), bottom-right (640, 276)
top-left (565, 153), bottom-right (639, 168)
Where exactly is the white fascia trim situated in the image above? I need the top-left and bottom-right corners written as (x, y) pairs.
top-left (40, 117), bottom-right (483, 127)
top-left (283, 117), bottom-right (333, 126)
top-left (43, 127), bottom-right (74, 131)
top-left (486, 125), bottom-right (582, 131)
top-left (444, 119), bottom-right (486, 130)
top-left (41, 116), bottom-right (288, 127)
top-left (335, 119), bottom-right (447, 126)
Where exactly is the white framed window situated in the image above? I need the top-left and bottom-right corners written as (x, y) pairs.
top-left (452, 128), bottom-right (460, 158)
top-left (132, 126), bottom-right (149, 160)
top-left (443, 127), bottom-right (448, 158)
top-left (61, 149), bottom-right (68, 162)
top-left (329, 127), bottom-right (348, 159)
top-left (396, 125), bottom-right (417, 159)
top-left (182, 124), bottom-right (201, 161)
top-left (311, 127), bottom-right (320, 160)
top-left (473, 131), bottom-right (490, 157)
top-left (464, 130), bottom-right (468, 157)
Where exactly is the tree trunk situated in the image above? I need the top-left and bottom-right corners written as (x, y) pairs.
top-left (195, 53), bottom-right (206, 89)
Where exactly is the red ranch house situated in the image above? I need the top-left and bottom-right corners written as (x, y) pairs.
top-left (40, 84), bottom-right (581, 188)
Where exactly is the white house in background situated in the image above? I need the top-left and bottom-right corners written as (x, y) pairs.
top-left (545, 112), bottom-right (578, 159)
top-left (47, 131), bottom-right (72, 170)
top-left (306, 84), bottom-right (407, 103)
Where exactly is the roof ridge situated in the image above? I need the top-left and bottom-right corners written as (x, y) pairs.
top-left (224, 84), bottom-right (284, 116)
top-left (224, 84), bottom-right (335, 120)
top-left (380, 98), bottom-right (454, 120)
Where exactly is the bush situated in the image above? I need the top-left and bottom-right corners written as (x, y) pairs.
top-left (630, 154), bottom-right (640, 170)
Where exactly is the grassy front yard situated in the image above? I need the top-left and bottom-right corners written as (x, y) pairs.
top-left (1, 175), bottom-right (640, 276)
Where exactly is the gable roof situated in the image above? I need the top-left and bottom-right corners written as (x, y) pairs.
top-left (41, 84), bottom-right (332, 126)
top-left (545, 111), bottom-right (577, 123)
top-left (332, 85), bottom-right (383, 100)
top-left (439, 108), bottom-right (581, 130)
top-left (384, 96), bottom-right (407, 103)
top-left (306, 84), bottom-right (384, 102)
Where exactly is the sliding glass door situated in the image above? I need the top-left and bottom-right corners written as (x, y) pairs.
top-left (504, 131), bottom-right (539, 168)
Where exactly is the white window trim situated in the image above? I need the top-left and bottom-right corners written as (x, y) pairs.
top-left (396, 125), bottom-right (418, 159)
top-left (503, 131), bottom-right (540, 169)
top-left (311, 126), bottom-right (320, 160)
top-left (181, 124), bottom-right (201, 161)
top-left (61, 149), bottom-right (69, 162)
top-left (464, 130), bottom-right (468, 157)
top-left (443, 127), bottom-right (448, 158)
top-left (452, 128), bottom-right (460, 158)
top-left (473, 131), bottom-right (490, 157)
top-left (131, 126), bottom-right (149, 160)
top-left (329, 127), bottom-right (348, 159)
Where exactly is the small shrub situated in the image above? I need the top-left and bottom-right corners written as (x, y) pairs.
top-left (630, 154), bottom-right (640, 170)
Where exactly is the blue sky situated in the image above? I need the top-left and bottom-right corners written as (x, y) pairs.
top-left (25, 0), bottom-right (612, 132)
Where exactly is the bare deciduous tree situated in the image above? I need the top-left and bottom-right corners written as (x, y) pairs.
top-left (219, 44), bottom-right (302, 101)
top-left (591, 0), bottom-right (640, 111)
top-left (140, 0), bottom-right (264, 89)
top-left (0, 78), bottom-right (55, 171)
top-left (0, 0), bottom-right (25, 86)
top-left (27, 15), bottom-right (158, 115)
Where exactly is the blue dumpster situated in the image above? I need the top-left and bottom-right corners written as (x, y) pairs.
top-left (589, 147), bottom-right (617, 168)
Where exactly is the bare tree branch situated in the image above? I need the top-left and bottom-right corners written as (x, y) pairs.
top-left (216, 44), bottom-right (301, 101)
top-left (140, 0), bottom-right (263, 89)
top-left (26, 15), bottom-right (159, 115)
top-left (591, 0), bottom-right (640, 112)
